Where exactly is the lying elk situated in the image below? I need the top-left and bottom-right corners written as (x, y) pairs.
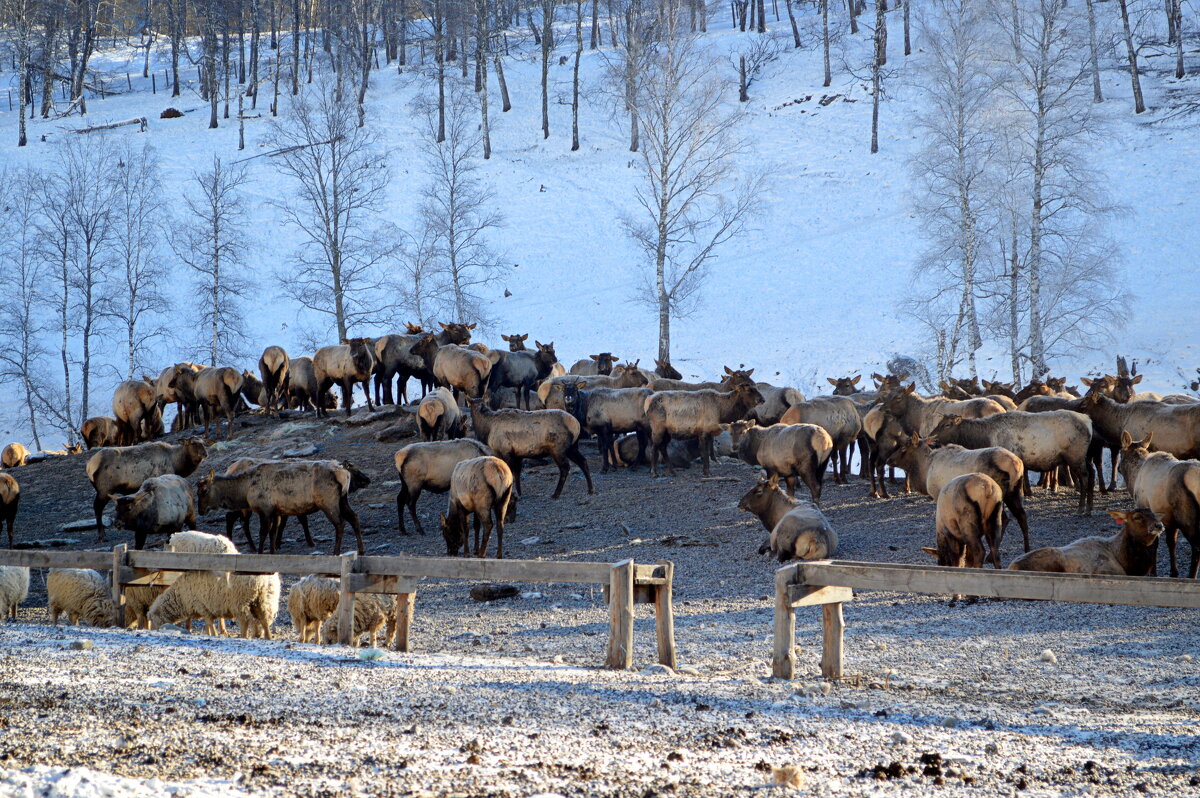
top-left (1010, 508), bottom-right (1162, 576)
top-left (644, 381), bottom-right (764, 477)
top-left (314, 338), bottom-right (377, 418)
top-left (1119, 431), bottom-right (1200, 578)
top-left (739, 475), bottom-right (838, 562)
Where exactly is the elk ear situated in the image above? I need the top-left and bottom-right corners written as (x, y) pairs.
top-left (827, 378), bottom-right (838, 386)
top-left (1108, 510), bottom-right (1126, 525)
top-left (920, 547), bottom-right (939, 559)
top-left (905, 383), bottom-right (916, 394)
top-left (851, 375), bottom-right (861, 385)
top-left (519, 334), bottom-right (528, 341)
top-left (467, 323), bottom-right (477, 330)
top-left (1081, 377), bottom-right (1093, 387)
top-left (439, 322), bottom-right (450, 330)
top-left (501, 334), bottom-right (511, 341)
top-left (724, 366), bottom-right (733, 375)
top-left (910, 432), bottom-right (920, 445)
top-left (1131, 375), bottom-right (1143, 385)
top-left (766, 474), bottom-right (780, 489)
top-left (745, 369), bottom-right (754, 377)
top-left (1143, 431), bottom-right (1153, 447)
top-left (1120, 430), bottom-right (1133, 448)
top-left (590, 354), bottom-right (600, 361)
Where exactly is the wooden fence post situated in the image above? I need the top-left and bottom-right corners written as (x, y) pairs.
top-left (654, 561), bottom-right (676, 668)
top-left (772, 566), bottom-right (797, 679)
top-left (338, 552), bottom-right (357, 646)
top-left (821, 602), bottom-right (844, 680)
top-left (111, 544), bottom-right (127, 628)
top-left (392, 591), bottom-right (414, 652)
top-left (605, 559), bottom-right (635, 669)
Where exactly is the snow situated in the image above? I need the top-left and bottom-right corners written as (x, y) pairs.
top-left (0, 8), bottom-right (1197, 444)
top-left (0, 765), bottom-right (246, 797)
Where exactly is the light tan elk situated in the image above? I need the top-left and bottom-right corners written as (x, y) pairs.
top-left (418, 387), bottom-right (463, 441)
top-left (467, 397), bottom-right (594, 498)
top-left (644, 381), bottom-right (764, 477)
top-left (192, 367), bottom-right (245, 440)
top-left (1119, 431), bottom-right (1200, 578)
top-left (728, 420), bottom-right (833, 504)
top-left (928, 473), bottom-right (1007, 569)
top-left (881, 383), bottom-right (1006, 437)
top-left (780, 396), bottom-right (862, 484)
top-left (287, 356), bottom-right (319, 411)
top-left (258, 345), bottom-right (290, 413)
top-left (439, 455), bottom-right (516, 558)
top-left (314, 338), bottom-right (377, 417)
top-left (1, 443), bottom-right (29, 469)
top-left (739, 476), bottom-right (838, 562)
top-left (411, 334), bottom-right (493, 402)
top-left (81, 416), bottom-right (121, 449)
top-left (86, 438), bottom-right (208, 540)
top-left (0, 473), bottom-right (18, 547)
top-left (1009, 508), bottom-right (1162, 576)
top-left (394, 439), bottom-right (492, 535)
top-left (112, 379), bottom-right (160, 445)
top-left (569, 353), bottom-right (620, 376)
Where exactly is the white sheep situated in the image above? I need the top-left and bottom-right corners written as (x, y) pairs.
top-left (287, 575), bottom-right (340, 643)
top-left (164, 530), bottom-right (240, 633)
top-left (319, 594), bottom-right (396, 648)
top-left (124, 586), bottom-right (162, 630)
top-left (0, 566), bottom-right (29, 620)
top-left (47, 569), bottom-right (118, 627)
top-left (148, 571), bottom-right (280, 639)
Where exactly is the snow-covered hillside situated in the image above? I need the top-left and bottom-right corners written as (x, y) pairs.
top-left (0, 6), bottom-right (1197, 444)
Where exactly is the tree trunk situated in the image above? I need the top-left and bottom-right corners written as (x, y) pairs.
top-left (541, 0), bottom-right (552, 139)
top-left (1028, 120), bottom-right (1047, 377)
top-left (479, 0), bottom-right (492, 157)
top-left (848, 0), bottom-right (858, 34)
top-left (739, 55), bottom-right (748, 101)
top-left (1085, 0), bottom-right (1102, 102)
top-left (494, 52), bottom-right (511, 110)
top-left (1008, 219), bottom-right (1021, 384)
top-left (572, 0), bottom-right (582, 150)
top-left (590, 0), bottom-right (599, 48)
top-left (822, 0), bottom-right (831, 87)
top-left (784, 0), bottom-right (800, 47)
top-left (292, 0), bottom-right (301, 92)
top-left (250, 0), bottom-right (262, 105)
top-left (436, 0), bottom-right (445, 141)
top-left (1173, 0), bottom-right (1184, 79)
top-left (902, 0), bottom-right (910, 55)
top-left (41, 13), bottom-right (61, 116)
top-left (1117, 0), bottom-right (1145, 113)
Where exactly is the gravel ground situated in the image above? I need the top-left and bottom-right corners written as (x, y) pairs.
top-left (1, 410), bottom-right (1198, 796)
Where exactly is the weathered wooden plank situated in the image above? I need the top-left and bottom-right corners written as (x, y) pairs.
top-left (772, 567), bottom-right (797, 680)
top-left (123, 569), bottom-right (180, 587)
top-left (338, 553), bottom-right (357, 646)
top-left (820, 603), bottom-right (845, 680)
top-left (634, 563), bottom-right (670, 585)
top-left (393, 592), bottom-right (415, 652)
top-left (128, 550), bottom-right (345, 575)
top-left (605, 560), bottom-right (635, 670)
top-left (345, 573), bottom-right (419, 595)
top-left (788, 584), bottom-right (854, 607)
top-left (111, 545), bottom-right (127, 628)
top-left (795, 561), bottom-right (1200, 609)
top-left (357, 555), bottom-right (613, 584)
top-left (0, 549), bottom-right (112, 570)
top-left (653, 561), bottom-right (677, 669)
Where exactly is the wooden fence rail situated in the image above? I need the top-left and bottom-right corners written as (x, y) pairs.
top-left (0, 547), bottom-right (676, 670)
top-left (773, 559), bottom-right (1200, 680)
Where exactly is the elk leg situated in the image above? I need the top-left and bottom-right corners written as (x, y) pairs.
top-left (784, 475), bottom-right (797, 497)
top-left (1166, 527), bottom-right (1180, 578)
top-left (1005, 492), bottom-right (1030, 551)
top-left (699, 435), bottom-right (712, 477)
top-left (473, 512), bottom-right (483, 557)
top-left (256, 513), bottom-right (272, 553)
top-left (1071, 461), bottom-right (1091, 516)
top-left (361, 378), bottom-right (374, 412)
top-left (1189, 544), bottom-right (1199, 580)
top-left (299, 514), bottom-right (314, 547)
top-left (1021, 472), bottom-right (1032, 497)
top-left (634, 428), bottom-right (649, 467)
top-left (566, 443), bottom-right (594, 494)
top-left (551, 455), bottom-right (570, 499)
top-left (342, 499), bottom-right (364, 555)
top-left (597, 429), bottom-right (612, 473)
top-left (1108, 447), bottom-right (1120, 492)
top-left (509, 457), bottom-right (524, 496)
top-left (341, 380), bottom-right (353, 416)
top-left (93, 494), bottom-right (108, 542)
top-left (411, 488), bottom-right (426, 535)
top-left (494, 506), bottom-right (505, 560)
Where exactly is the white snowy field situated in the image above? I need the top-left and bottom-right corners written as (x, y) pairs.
top-left (0, 7), bottom-right (1198, 444)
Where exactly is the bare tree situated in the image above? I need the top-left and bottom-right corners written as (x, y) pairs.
top-left (541, 0), bottom-right (554, 139)
top-left (572, 0), bottom-right (582, 150)
top-left (1084, 0), bottom-right (1102, 102)
top-left (268, 78), bottom-right (399, 341)
top-left (415, 84), bottom-right (508, 326)
top-left (732, 30), bottom-right (785, 102)
top-left (1115, 0), bottom-right (1145, 113)
top-left (173, 157), bottom-right (253, 365)
top-left (625, 16), bottom-right (763, 363)
top-left (1, 0), bottom-right (35, 145)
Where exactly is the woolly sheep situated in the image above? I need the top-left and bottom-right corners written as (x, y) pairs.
top-left (149, 571), bottom-right (280, 639)
top-left (287, 575), bottom-right (340, 643)
top-left (319, 594), bottom-right (396, 648)
top-left (47, 569), bottom-right (118, 627)
top-left (0, 566), bottom-right (29, 620)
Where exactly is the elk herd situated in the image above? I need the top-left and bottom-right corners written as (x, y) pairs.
top-left (0, 325), bottom-right (1198, 620)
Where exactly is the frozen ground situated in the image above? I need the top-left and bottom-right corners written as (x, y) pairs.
top-left (0, 7), bottom-right (1198, 446)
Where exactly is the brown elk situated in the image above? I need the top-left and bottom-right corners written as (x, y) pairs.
top-left (81, 416), bottom-right (121, 450)
top-left (112, 474), bottom-right (196, 550)
top-left (501, 333), bottom-right (529, 351)
top-left (882, 383), bottom-right (1006, 437)
top-left (258, 345), bottom-right (290, 413)
top-left (314, 338), bottom-right (377, 417)
top-left (190, 367), bottom-right (245, 440)
top-left (1119, 432), bottom-right (1200, 578)
top-left (569, 353), bottom-right (620, 376)
top-left (488, 341), bottom-right (559, 410)
top-left (644, 381), bottom-right (764, 477)
top-left (439, 456), bottom-right (515, 558)
top-left (780, 396), bottom-right (862, 484)
top-left (654, 359), bottom-right (683, 380)
top-left (0, 473), bottom-right (18, 547)
top-left (394, 439), bottom-right (493, 535)
top-left (728, 419), bottom-right (833, 504)
top-left (112, 379), bottom-right (160, 445)
top-left (375, 322), bottom-right (473, 405)
top-left (86, 438), bottom-right (208, 541)
top-left (1, 443), bottom-right (29, 469)
top-left (418, 387), bottom-right (463, 441)
top-left (1009, 508), bottom-right (1162, 576)
top-left (739, 476), bottom-right (838, 562)
top-left (411, 334), bottom-right (493, 402)
top-left (929, 473), bottom-right (1007, 569)
top-left (467, 397), bottom-right (594, 498)
top-left (570, 386), bottom-right (654, 472)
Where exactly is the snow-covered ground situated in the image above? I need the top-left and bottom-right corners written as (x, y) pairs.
top-left (0, 8), bottom-right (1198, 445)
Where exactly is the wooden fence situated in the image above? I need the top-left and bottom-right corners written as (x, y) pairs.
top-left (772, 559), bottom-right (1200, 680)
top-left (0, 548), bottom-right (676, 670)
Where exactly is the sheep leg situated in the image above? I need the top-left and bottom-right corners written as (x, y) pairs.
top-left (92, 493), bottom-right (108, 542)
top-left (551, 455), bottom-right (570, 499)
top-left (566, 444), bottom-right (594, 495)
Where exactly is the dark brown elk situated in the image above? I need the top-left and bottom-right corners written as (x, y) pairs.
top-left (375, 322), bottom-right (473, 405)
top-left (930, 473), bottom-right (1007, 569)
top-left (113, 474), bottom-right (196, 550)
top-left (780, 396), bottom-right (862, 484)
top-left (1, 443), bottom-right (29, 469)
top-left (196, 460), bottom-right (363, 554)
top-left (418, 387), bottom-right (463, 441)
top-left (828, 373), bottom-right (894, 480)
top-left (729, 419), bottom-right (833, 503)
top-left (86, 438), bottom-right (208, 541)
top-left (467, 397), bottom-right (594, 498)
top-left (1013, 380), bottom-right (1053, 405)
top-left (1009, 508), bottom-right (1162, 576)
top-left (570, 385), bottom-right (654, 472)
top-left (888, 433), bottom-right (1030, 550)
top-left (1119, 432), bottom-right (1200, 578)
top-left (112, 379), bottom-right (159, 445)
top-left (0, 473), bottom-right (18, 547)
top-left (488, 341), bottom-right (559, 409)
top-left (930, 411), bottom-right (1094, 514)
top-left (81, 416), bottom-right (121, 449)
top-left (654, 359), bottom-right (683, 380)
top-left (439, 455), bottom-right (515, 558)
top-left (644, 381), bottom-right (764, 477)
top-left (258, 345), bottom-right (290, 413)
top-left (394, 439), bottom-right (492, 535)
top-left (500, 333), bottom-right (529, 351)
top-left (739, 476), bottom-right (838, 562)
top-left (314, 338), bottom-right (376, 418)
top-left (287, 356), bottom-right (319, 411)
top-left (569, 353), bottom-right (619, 376)
top-left (882, 383), bottom-right (1006, 437)
top-left (827, 374), bottom-right (863, 395)
top-left (240, 371), bottom-right (266, 408)
top-left (863, 406), bottom-right (908, 499)
top-left (189, 367), bottom-right (245, 440)
top-left (411, 334), bottom-right (493, 402)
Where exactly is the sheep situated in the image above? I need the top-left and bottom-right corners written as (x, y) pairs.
top-left (440, 455), bottom-right (516, 558)
top-left (411, 334), bottom-right (493, 402)
top-left (930, 473), bottom-right (1007, 569)
top-left (728, 420), bottom-right (833, 505)
top-left (881, 383), bottom-right (1006, 437)
top-left (288, 356), bottom-right (320, 411)
top-left (467, 397), bottom-right (594, 498)
top-left (47, 569), bottom-right (118, 627)
top-left (86, 438), bottom-right (208, 541)
top-left (258, 345), bottom-right (290, 413)
top-left (149, 571), bottom-right (280, 639)
top-left (644, 381), bottom-right (764, 477)
top-left (288, 575), bottom-right (341, 643)
top-left (314, 338), bottom-right (377, 418)
top-left (780, 396), bottom-right (863, 484)
top-left (319, 594), bottom-right (396, 647)
top-left (1, 443), bottom-right (29, 469)
top-left (182, 367), bottom-right (245, 440)
top-left (571, 386), bottom-right (653, 472)
top-left (0, 473), bottom-right (18, 547)
top-left (81, 416), bottom-right (121, 449)
top-left (887, 433), bottom-right (1030, 550)
top-left (417, 387), bottom-right (462, 442)
top-left (488, 341), bottom-right (559, 410)
top-left (124, 585), bottom-right (163, 631)
top-left (1118, 431), bottom-right (1200, 578)
top-left (501, 333), bottom-right (529, 351)
top-left (1009, 508), bottom-right (1163, 576)
top-left (112, 379), bottom-right (159, 445)
top-left (929, 410), bottom-right (1094, 515)
top-left (196, 460), bottom-right (363, 555)
top-left (113, 474), bottom-right (196, 550)
top-left (569, 353), bottom-right (620, 376)
top-left (0, 566), bottom-right (29, 620)
top-left (739, 476), bottom-right (838, 562)
top-left (394, 439), bottom-right (492, 535)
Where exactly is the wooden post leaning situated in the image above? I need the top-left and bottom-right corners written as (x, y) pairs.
top-left (653, 561), bottom-right (677, 669)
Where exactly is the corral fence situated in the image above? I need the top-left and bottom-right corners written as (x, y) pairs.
top-left (773, 559), bottom-right (1200, 680)
top-left (0, 547), bottom-right (677, 670)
